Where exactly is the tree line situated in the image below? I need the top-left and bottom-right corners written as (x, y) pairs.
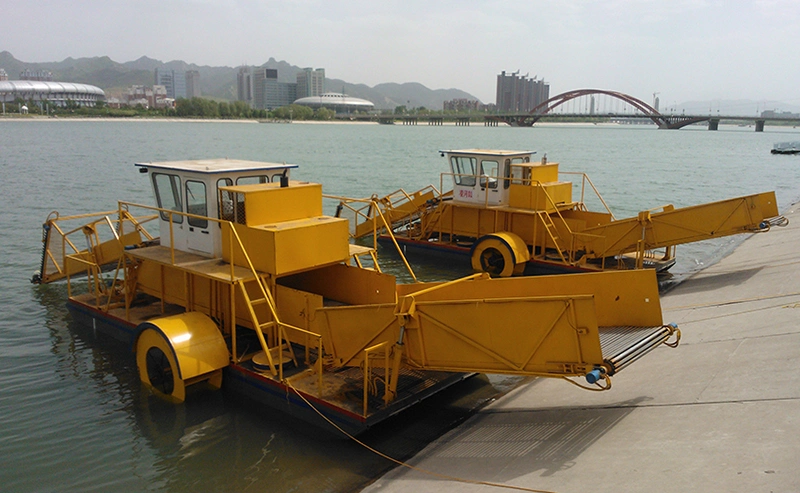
top-left (2, 97), bottom-right (339, 121)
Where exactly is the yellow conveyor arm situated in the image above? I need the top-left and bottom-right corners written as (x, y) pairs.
top-left (315, 270), bottom-right (678, 382)
top-left (576, 191), bottom-right (782, 260)
top-left (352, 188), bottom-right (441, 239)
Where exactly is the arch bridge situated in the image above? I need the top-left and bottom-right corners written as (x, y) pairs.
top-left (489, 89), bottom-right (757, 130)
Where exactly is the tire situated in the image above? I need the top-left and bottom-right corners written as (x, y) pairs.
top-left (470, 232), bottom-right (530, 277)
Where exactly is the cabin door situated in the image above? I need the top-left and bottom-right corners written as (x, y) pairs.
top-left (476, 158), bottom-right (502, 206)
top-left (184, 180), bottom-right (214, 256)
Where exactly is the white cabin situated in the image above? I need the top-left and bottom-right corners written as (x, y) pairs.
top-left (135, 158), bottom-right (298, 257)
top-left (442, 149), bottom-right (536, 206)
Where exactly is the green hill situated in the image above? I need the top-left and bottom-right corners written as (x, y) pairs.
top-left (0, 51), bottom-right (482, 109)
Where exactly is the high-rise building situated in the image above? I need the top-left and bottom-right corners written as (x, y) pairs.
top-left (495, 71), bottom-right (549, 113)
top-left (264, 76), bottom-right (297, 110)
top-left (154, 69), bottom-right (188, 99)
top-left (0, 69), bottom-right (7, 81)
top-left (250, 68), bottom-right (297, 110)
top-left (237, 66), bottom-right (253, 105)
top-left (185, 70), bottom-right (201, 98)
top-left (296, 68), bottom-right (325, 99)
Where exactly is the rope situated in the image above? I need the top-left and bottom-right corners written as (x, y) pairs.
top-left (283, 379), bottom-right (557, 493)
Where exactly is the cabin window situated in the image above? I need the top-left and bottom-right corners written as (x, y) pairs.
top-left (186, 180), bottom-right (208, 228)
top-left (217, 178), bottom-right (234, 223)
top-left (503, 159), bottom-right (512, 189)
top-left (480, 160), bottom-right (499, 189)
top-left (236, 175), bottom-right (270, 185)
top-left (450, 156), bottom-right (477, 186)
top-left (152, 173), bottom-right (183, 223)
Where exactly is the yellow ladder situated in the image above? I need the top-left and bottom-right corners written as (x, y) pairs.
top-left (538, 212), bottom-right (568, 264)
top-left (237, 277), bottom-right (297, 376)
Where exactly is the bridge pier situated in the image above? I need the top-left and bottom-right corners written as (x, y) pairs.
top-left (484, 118), bottom-right (498, 127)
top-left (455, 117), bottom-right (470, 126)
top-left (708, 118), bottom-right (719, 131)
top-left (755, 119), bottom-right (765, 132)
top-left (428, 117), bottom-right (442, 126)
top-left (402, 117), bottom-right (418, 125)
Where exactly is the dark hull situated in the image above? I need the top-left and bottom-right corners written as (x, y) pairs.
top-left (66, 298), bottom-right (471, 436)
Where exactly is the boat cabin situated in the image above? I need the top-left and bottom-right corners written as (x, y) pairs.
top-left (135, 158), bottom-right (298, 257)
top-left (442, 149), bottom-right (574, 211)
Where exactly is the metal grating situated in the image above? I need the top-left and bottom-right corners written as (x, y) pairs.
top-left (599, 325), bottom-right (672, 374)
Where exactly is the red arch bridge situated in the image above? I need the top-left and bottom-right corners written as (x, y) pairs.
top-left (485, 89), bottom-right (797, 131)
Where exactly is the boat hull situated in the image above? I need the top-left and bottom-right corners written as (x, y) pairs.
top-left (377, 235), bottom-right (670, 276)
top-left (65, 298), bottom-right (471, 436)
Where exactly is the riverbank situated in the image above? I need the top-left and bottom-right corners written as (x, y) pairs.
top-left (0, 114), bottom-right (657, 127)
top-left (363, 203), bottom-right (800, 492)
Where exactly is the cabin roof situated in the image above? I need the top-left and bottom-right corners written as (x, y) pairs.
top-left (134, 158), bottom-right (298, 174)
top-left (440, 149), bottom-right (535, 157)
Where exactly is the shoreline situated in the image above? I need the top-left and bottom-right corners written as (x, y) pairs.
top-left (0, 115), bottom-right (664, 127)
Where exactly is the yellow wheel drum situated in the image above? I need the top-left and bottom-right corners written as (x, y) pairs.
top-left (135, 312), bottom-right (229, 403)
top-left (470, 232), bottom-right (530, 277)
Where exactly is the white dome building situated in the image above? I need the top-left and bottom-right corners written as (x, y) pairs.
top-left (0, 81), bottom-right (105, 107)
top-left (293, 92), bottom-right (374, 113)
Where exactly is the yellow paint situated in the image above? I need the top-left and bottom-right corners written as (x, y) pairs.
top-left (137, 312), bottom-right (230, 381)
top-left (222, 181), bottom-right (323, 226)
top-left (36, 158), bottom-right (685, 413)
top-left (470, 232), bottom-right (530, 277)
top-left (223, 217), bottom-right (350, 276)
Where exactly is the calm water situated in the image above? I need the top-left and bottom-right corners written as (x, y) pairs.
top-left (2, 119), bottom-right (800, 492)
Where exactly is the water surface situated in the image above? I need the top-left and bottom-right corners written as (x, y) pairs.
top-left (2, 119), bottom-right (799, 492)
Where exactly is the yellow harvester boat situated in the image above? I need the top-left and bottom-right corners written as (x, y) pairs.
top-left (33, 158), bottom-right (680, 435)
top-left (340, 149), bottom-right (787, 277)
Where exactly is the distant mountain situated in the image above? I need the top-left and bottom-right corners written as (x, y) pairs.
top-left (0, 51), bottom-right (482, 109)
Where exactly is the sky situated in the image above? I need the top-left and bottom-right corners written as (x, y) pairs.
top-left (3, 0), bottom-right (800, 109)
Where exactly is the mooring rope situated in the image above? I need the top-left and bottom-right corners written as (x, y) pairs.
top-left (283, 379), bottom-right (558, 493)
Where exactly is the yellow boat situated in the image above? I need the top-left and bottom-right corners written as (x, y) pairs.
top-left (33, 158), bottom-right (680, 435)
top-left (340, 149), bottom-right (787, 276)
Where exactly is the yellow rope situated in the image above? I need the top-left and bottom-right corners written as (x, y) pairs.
top-left (283, 379), bottom-right (558, 493)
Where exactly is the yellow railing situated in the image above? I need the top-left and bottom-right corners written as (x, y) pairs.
top-left (362, 341), bottom-right (390, 417)
top-left (114, 201), bottom-right (327, 392)
top-left (325, 194), bottom-right (419, 282)
top-left (560, 171), bottom-right (616, 219)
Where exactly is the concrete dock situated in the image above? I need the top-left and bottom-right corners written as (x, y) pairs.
top-left (364, 205), bottom-right (800, 492)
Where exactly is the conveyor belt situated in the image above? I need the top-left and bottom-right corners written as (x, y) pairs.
top-left (599, 325), bottom-right (676, 375)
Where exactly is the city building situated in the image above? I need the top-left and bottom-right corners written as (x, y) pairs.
top-left (247, 68), bottom-right (298, 110)
top-left (495, 70), bottom-right (549, 113)
top-left (124, 85), bottom-right (171, 108)
top-left (293, 93), bottom-right (374, 113)
top-left (296, 68), bottom-right (325, 99)
top-left (185, 70), bottom-right (201, 98)
top-left (237, 66), bottom-right (252, 105)
top-left (20, 69), bottom-right (53, 81)
top-left (761, 109), bottom-right (800, 119)
top-left (0, 69), bottom-right (8, 81)
top-left (0, 80), bottom-right (105, 107)
top-left (154, 69), bottom-right (188, 99)
top-left (264, 73), bottom-right (297, 110)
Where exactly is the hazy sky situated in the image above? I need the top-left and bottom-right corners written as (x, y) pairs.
top-left (4, 0), bottom-right (799, 108)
